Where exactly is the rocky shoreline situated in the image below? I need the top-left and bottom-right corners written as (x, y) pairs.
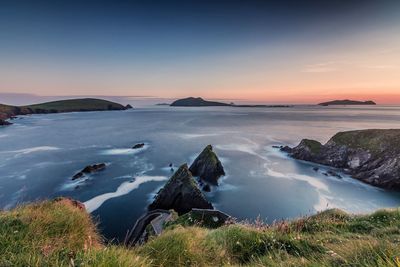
top-left (281, 129), bottom-right (400, 190)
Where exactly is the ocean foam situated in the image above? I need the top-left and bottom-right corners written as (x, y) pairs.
top-left (99, 144), bottom-right (148, 155)
top-left (84, 175), bottom-right (167, 213)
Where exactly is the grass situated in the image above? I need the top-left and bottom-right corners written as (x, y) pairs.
top-left (330, 129), bottom-right (400, 154)
top-left (301, 139), bottom-right (323, 154)
top-left (26, 98), bottom-right (125, 112)
top-left (2, 199), bottom-right (400, 266)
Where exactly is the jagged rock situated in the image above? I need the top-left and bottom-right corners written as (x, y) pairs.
top-left (72, 163), bottom-right (106, 180)
top-left (148, 164), bottom-right (213, 214)
top-left (202, 184), bottom-right (211, 192)
top-left (0, 119), bottom-right (12, 126)
top-left (132, 143), bottom-right (145, 149)
top-left (285, 129), bottom-right (400, 190)
top-left (125, 104), bottom-right (133, 109)
top-left (189, 145), bottom-right (225, 185)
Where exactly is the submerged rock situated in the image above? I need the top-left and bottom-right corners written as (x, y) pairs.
top-left (285, 129), bottom-right (400, 190)
top-left (189, 145), bottom-right (225, 185)
top-left (132, 143), bottom-right (145, 149)
top-left (0, 119), bottom-right (12, 126)
top-left (72, 163), bottom-right (106, 180)
top-left (148, 164), bottom-right (213, 214)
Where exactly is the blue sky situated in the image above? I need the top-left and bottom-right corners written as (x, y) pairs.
top-left (1, 0), bottom-right (400, 103)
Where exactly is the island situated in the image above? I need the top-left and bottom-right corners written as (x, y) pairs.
top-left (0, 98), bottom-right (131, 126)
top-left (170, 97), bottom-right (231, 106)
top-left (170, 97), bottom-right (292, 108)
top-left (318, 99), bottom-right (376, 106)
top-left (281, 129), bottom-right (400, 190)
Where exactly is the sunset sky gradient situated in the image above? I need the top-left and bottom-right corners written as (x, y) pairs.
top-left (1, 0), bottom-right (400, 104)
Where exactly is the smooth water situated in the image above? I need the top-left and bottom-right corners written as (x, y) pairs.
top-left (1, 105), bottom-right (400, 241)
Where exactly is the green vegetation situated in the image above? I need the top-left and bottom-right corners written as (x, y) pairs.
top-left (26, 98), bottom-right (126, 112)
top-left (0, 98), bottom-right (127, 121)
top-left (302, 139), bottom-right (323, 154)
top-left (330, 129), bottom-right (400, 154)
top-left (2, 199), bottom-right (400, 266)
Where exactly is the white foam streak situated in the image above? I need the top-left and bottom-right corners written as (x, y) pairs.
top-left (84, 175), bottom-right (167, 213)
top-left (99, 145), bottom-right (148, 155)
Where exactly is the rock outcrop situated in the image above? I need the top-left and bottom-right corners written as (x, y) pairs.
top-left (132, 143), bottom-right (145, 149)
top-left (148, 164), bottom-right (213, 214)
top-left (190, 145), bottom-right (225, 185)
top-left (282, 129), bottom-right (400, 190)
top-left (72, 163), bottom-right (106, 180)
top-left (0, 119), bottom-right (12, 126)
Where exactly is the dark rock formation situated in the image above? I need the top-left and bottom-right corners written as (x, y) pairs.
top-left (189, 145), bottom-right (225, 185)
top-left (0, 119), bottom-right (12, 126)
top-left (318, 100), bottom-right (376, 106)
top-left (202, 184), bottom-right (211, 192)
top-left (132, 143), bottom-right (145, 149)
top-left (72, 163), bottom-right (106, 180)
top-left (283, 129), bottom-right (400, 190)
top-left (125, 104), bottom-right (133, 109)
top-left (148, 164), bottom-right (213, 214)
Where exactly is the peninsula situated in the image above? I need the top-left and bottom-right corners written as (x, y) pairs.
top-left (318, 99), bottom-right (376, 106)
top-left (0, 98), bottom-right (131, 125)
top-left (282, 129), bottom-right (400, 190)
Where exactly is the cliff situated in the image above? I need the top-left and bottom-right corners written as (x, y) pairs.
top-left (189, 145), bottom-right (225, 185)
top-left (283, 129), bottom-right (400, 190)
top-left (148, 164), bottom-right (213, 214)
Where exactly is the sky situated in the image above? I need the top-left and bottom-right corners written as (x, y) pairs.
top-left (1, 0), bottom-right (400, 104)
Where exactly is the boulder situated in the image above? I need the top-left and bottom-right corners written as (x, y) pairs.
top-left (72, 163), bottom-right (106, 180)
top-left (189, 145), bottom-right (225, 185)
top-left (148, 164), bottom-right (213, 214)
top-left (0, 119), bottom-right (12, 126)
top-left (132, 143), bottom-right (145, 149)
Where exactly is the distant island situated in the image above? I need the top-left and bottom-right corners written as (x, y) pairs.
top-left (0, 98), bottom-right (131, 126)
top-left (318, 99), bottom-right (376, 106)
top-left (170, 97), bottom-right (292, 108)
top-left (170, 97), bottom-right (231, 107)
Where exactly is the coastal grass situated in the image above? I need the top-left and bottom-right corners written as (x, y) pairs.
top-left (1, 200), bottom-right (400, 266)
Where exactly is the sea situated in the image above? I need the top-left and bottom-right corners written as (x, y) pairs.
top-left (1, 105), bottom-right (400, 241)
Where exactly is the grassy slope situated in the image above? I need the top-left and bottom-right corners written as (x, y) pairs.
top-left (2, 200), bottom-right (400, 266)
top-left (330, 129), bottom-right (400, 154)
top-left (0, 98), bottom-right (126, 120)
top-left (25, 98), bottom-right (125, 112)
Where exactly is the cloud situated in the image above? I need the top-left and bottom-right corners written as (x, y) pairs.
top-left (302, 62), bottom-right (338, 73)
top-left (364, 65), bottom-right (398, 70)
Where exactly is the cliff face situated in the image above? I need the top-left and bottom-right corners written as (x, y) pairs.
top-left (284, 129), bottom-right (400, 190)
top-left (148, 164), bottom-right (213, 214)
top-left (189, 145), bottom-right (225, 185)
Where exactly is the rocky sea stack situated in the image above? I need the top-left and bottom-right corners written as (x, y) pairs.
top-left (149, 164), bottom-right (213, 214)
top-left (190, 145), bottom-right (225, 185)
top-left (72, 163), bottom-right (106, 180)
top-left (283, 129), bottom-right (400, 190)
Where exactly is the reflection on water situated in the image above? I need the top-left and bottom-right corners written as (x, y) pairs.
top-left (1, 105), bottom-right (400, 240)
